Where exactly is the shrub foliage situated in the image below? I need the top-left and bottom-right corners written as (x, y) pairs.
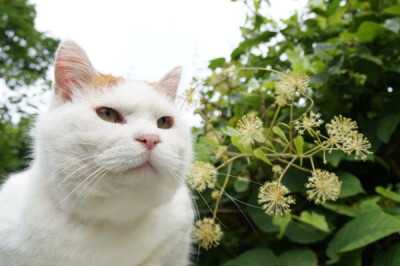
top-left (191, 0), bottom-right (400, 265)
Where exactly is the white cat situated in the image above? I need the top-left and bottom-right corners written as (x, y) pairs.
top-left (0, 41), bottom-right (194, 266)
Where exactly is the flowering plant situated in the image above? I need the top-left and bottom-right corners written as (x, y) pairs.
top-left (184, 69), bottom-right (373, 250)
top-left (185, 0), bottom-right (400, 264)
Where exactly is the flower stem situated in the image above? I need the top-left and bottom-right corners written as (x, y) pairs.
top-left (278, 156), bottom-right (297, 183)
top-left (213, 162), bottom-right (233, 221)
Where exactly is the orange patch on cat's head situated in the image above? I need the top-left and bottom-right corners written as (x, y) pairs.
top-left (90, 73), bottom-right (124, 88)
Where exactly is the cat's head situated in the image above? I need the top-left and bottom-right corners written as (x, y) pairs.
top-left (36, 41), bottom-right (192, 223)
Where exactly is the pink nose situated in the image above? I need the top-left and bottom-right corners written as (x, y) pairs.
top-left (135, 134), bottom-right (160, 150)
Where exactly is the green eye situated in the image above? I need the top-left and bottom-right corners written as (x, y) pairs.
top-left (96, 107), bottom-right (124, 123)
top-left (157, 116), bottom-right (174, 129)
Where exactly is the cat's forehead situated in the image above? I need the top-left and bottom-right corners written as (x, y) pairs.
top-left (98, 80), bottom-right (176, 114)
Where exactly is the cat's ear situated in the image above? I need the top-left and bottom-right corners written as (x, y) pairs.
top-left (53, 40), bottom-right (97, 101)
top-left (155, 66), bottom-right (182, 100)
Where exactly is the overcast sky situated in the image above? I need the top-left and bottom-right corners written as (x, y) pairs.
top-left (31, 0), bottom-right (307, 89)
top-left (2, 0), bottom-right (307, 123)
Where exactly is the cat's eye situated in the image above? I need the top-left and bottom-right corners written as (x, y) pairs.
top-left (157, 116), bottom-right (174, 129)
top-left (96, 107), bottom-right (124, 124)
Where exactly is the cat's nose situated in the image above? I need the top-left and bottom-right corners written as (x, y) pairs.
top-left (135, 134), bottom-right (160, 150)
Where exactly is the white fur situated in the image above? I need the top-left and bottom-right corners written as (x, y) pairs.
top-left (0, 79), bottom-right (194, 265)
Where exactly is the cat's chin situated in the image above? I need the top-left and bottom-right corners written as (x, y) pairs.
top-left (125, 162), bottom-right (156, 173)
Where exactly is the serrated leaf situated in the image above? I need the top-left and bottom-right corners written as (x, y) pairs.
top-left (338, 172), bottom-right (366, 198)
top-left (272, 126), bottom-right (289, 142)
top-left (297, 211), bottom-right (330, 232)
top-left (278, 248), bottom-right (318, 266)
top-left (222, 248), bottom-right (278, 266)
top-left (376, 186), bottom-right (400, 203)
top-left (327, 211), bottom-right (400, 263)
top-left (254, 148), bottom-right (272, 166)
top-left (272, 213), bottom-right (291, 239)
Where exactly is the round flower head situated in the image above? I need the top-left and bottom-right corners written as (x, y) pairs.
top-left (343, 132), bottom-right (372, 160)
top-left (306, 169), bottom-right (342, 204)
top-left (294, 111), bottom-right (323, 135)
top-left (272, 165), bottom-right (283, 174)
top-left (234, 113), bottom-right (264, 145)
top-left (326, 115), bottom-right (357, 140)
top-left (258, 181), bottom-right (295, 216)
top-left (274, 72), bottom-right (310, 106)
top-left (324, 115), bottom-right (358, 152)
top-left (193, 218), bottom-right (223, 250)
top-left (187, 161), bottom-right (217, 192)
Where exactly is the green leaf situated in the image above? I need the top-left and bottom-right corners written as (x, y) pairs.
top-left (233, 177), bottom-right (250, 193)
top-left (324, 150), bottom-right (345, 167)
top-left (327, 211), bottom-right (400, 263)
top-left (281, 167), bottom-right (309, 193)
top-left (356, 21), bottom-right (383, 43)
top-left (222, 248), bottom-right (278, 266)
top-left (296, 211), bottom-right (330, 232)
top-left (272, 126), bottom-right (289, 143)
top-left (247, 190), bottom-right (279, 233)
top-left (208, 57), bottom-right (226, 70)
top-left (377, 114), bottom-right (400, 143)
top-left (384, 18), bottom-right (400, 33)
top-left (323, 202), bottom-right (360, 217)
top-left (285, 221), bottom-right (329, 244)
top-left (338, 172), bottom-right (366, 198)
top-left (359, 196), bottom-right (382, 212)
top-left (193, 143), bottom-right (213, 163)
top-left (384, 4), bottom-right (400, 14)
top-left (272, 213), bottom-right (291, 239)
top-left (376, 186), bottom-right (400, 203)
top-left (254, 148), bottom-right (273, 166)
top-left (231, 135), bottom-right (253, 153)
top-left (338, 248), bottom-right (363, 266)
top-left (220, 126), bottom-right (236, 136)
top-left (278, 248), bottom-right (318, 266)
top-left (294, 135), bottom-right (304, 165)
top-left (372, 243), bottom-right (400, 266)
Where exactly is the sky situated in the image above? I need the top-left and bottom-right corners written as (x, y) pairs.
top-left (2, 0), bottom-right (307, 123)
top-left (31, 0), bottom-right (307, 90)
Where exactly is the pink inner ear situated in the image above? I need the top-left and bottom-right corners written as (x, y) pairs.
top-left (155, 66), bottom-right (182, 100)
top-left (54, 41), bottom-right (96, 101)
